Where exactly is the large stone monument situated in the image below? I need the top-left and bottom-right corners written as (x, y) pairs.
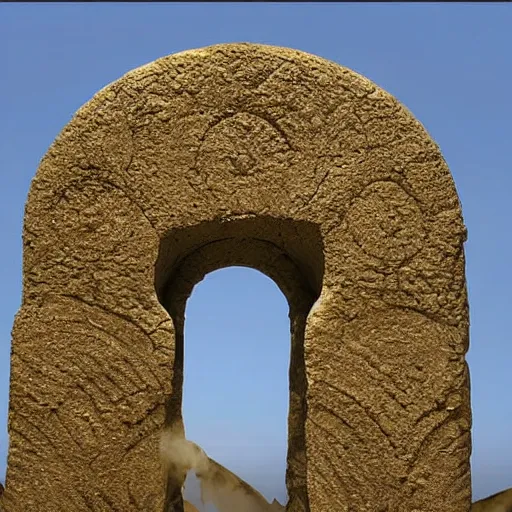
top-left (1, 43), bottom-right (471, 511)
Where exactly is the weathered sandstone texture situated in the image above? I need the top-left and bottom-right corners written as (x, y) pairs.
top-left (2, 43), bottom-right (470, 511)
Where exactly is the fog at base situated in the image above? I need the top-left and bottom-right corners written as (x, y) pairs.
top-left (183, 471), bottom-right (287, 512)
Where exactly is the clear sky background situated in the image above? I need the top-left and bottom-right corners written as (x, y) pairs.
top-left (1, 3), bottom-right (511, 507)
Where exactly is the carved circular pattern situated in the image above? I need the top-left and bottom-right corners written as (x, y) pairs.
top-left (196, 112), bottom-right (292, 179)
top-left (346, 180), bottom-right (425, 264)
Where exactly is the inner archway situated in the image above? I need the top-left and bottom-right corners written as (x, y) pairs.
top-left (182, 266), bottom-right (290, 509)
top-left (156, 216), bottom-right (324, 511)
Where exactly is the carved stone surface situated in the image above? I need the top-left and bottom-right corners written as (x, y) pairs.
top-left (2, 43), bottom-right (470, 511)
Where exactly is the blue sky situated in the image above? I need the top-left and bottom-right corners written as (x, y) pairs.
top-left (1, 2), bottom-right (511, 506)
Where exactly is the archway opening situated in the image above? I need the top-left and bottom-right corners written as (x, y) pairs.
top-left (155, 216), bottom-right (324, 511)
top-left (182, 266), bottom-right (290, 509)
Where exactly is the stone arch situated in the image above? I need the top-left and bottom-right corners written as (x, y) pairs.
top-left (2, 43), bottom-right (470, 511)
